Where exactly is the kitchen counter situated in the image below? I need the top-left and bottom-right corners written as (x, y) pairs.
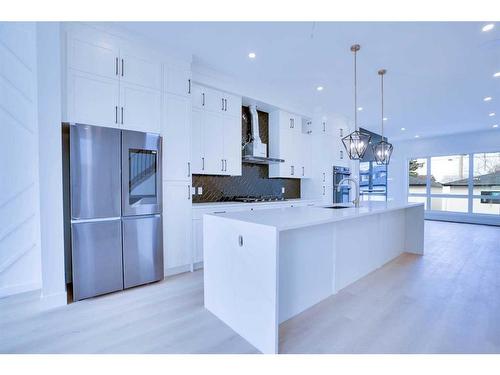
top-left (192, 198), bottom-right (319, 209)
top-left (206, 201), bottom-right (422, 231)
top-left (203, 202), bottom-right (424, 353)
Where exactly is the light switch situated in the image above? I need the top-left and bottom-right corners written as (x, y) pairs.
top-left (191, 186), bottom-right (197, 195)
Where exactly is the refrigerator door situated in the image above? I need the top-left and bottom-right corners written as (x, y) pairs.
top-left (70, 124), bottom-right (121, 220)
top-left (71, 219), bottom-right (123, 301)
top-left (122, 215), bottom-right (163, 289)
top-left (122, 130), bottom-right (162, 216)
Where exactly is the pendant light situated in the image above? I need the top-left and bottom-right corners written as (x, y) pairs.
top-left (342, 44), bottom-right (371, 160)
top-left (372, 69), bottom-right (393, 165)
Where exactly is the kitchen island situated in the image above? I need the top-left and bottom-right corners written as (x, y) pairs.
top-left (203, 202), bottom-right (424, 354)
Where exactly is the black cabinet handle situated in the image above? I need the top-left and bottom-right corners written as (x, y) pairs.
top-left (202, 93), bottom-right (205, 106)
top-left (224, 98), bottom-right (227, 111)
top-left (222, 98), bottom-right (224, 111)
top-left (121, 107), bottom-right (124, 124)
top-left (188, 185), bottom-right (191, 200)
top-left (187, 162), bottom-right (191, 177)
top-left (202, 157), bottom-right (205, 171)
top-left (121, 58), bottom-right (124, 77)
top-left (188, 79), bottom-right (191, 94)
top-left (302, 166), bottom-right (305, 176)
top-left (115, 106), bottom-right (118, 123)
top-left (115, 57), bottom-right (118, 76)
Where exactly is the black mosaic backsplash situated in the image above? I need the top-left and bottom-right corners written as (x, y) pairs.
top-left (192, 106), bottom-right (300, 203)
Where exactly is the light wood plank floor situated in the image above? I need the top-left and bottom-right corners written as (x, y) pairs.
top-left (1, 220), bottom-right (499, 354)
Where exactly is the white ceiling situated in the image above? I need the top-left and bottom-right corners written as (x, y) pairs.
top-left (119, 22), bottom-right (500, 141)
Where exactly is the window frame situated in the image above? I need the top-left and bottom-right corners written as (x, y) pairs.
top-left (407, 152), bottom-right (499, 216)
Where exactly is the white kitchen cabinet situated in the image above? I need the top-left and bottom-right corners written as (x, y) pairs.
top-left (269, 111), bottom-right (303, 178)
top-left (223, 115), bottom-right (242, 176)
top-left (119, 46), bottom-right (162, 90)
top-left (192, 219), bottom-right (203, 264)
top-left (66, 28), bottom-right (119, 80)
top-left (162, 92), bottom-right (192, 180)
top-left (164, 64), bottom-right (191, 97)
top-left (190, 83), bottom-right (242, 176)
top-left (65, 24), bottom-right (163, 132)
top-left (67, 69), bottom-right (120, 128)
top-left (299, 133), bottom-right (312, 178)
top-left (119, 83), bottom-right (161, 133)
top-left (163, 181), bottom-right (193, 272)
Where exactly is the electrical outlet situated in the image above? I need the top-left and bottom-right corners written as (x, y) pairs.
top-left (281, 187), bottom-right (285, 194)
top-left (198, 187), bottom-right (203, 195)
top-left (191, 186), bottom-right (197, 196)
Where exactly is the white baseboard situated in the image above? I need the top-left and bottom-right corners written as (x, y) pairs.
top-left (0, 282), bottom-right (40, 299)
top-left (40, 291), bottom-right (67, 310)
top-left (165, 262), bottom-right (204, 277)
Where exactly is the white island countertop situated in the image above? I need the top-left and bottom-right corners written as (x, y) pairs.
top-left (206, 201), bottom-right (424, 232)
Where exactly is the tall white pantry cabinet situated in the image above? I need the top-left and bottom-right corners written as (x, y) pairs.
top-left (63, 23), bottom-right (194, 276)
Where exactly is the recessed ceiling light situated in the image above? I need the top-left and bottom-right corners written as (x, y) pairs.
top-left (383, 117), bottom-right (388, 121)
top-left (316, 86), bottom-right (324, 91)
top-left (357, 107), bottom-right (363, 111)
top-left (484, 96), bottom-right (493, 102)
top-left (482, 24), bottom-right (495, 32)
top-left (415, 135), bottom-right (420, 138)
top-left (493, 124), bottom-right (499, 128)
top-left (494, 72), bottom-right (500, 78)
top-left (400, 127), bottom-right (406, 131)
top-left (489, 112), bottom-right (496, 117)
top-left (248, 52), bottom-right (256, 59)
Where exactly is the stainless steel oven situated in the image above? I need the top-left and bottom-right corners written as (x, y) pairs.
top-left (122, 130), bottom-right (162, 216)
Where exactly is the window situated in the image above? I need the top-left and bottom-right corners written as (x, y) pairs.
top-left (360, 161), bottom-right (387, 201)
top-left (472, 152), bottom-right (500, 215)
top-left (430, 155), bottom-right (469, 195)
top-left (408, 158), bottom-right (427, 195)
top-left (407, 152), bottom-right (500, 216)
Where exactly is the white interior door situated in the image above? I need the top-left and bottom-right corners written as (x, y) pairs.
top-left (67, 69), bottom-right (120, 128)
top-left (120, 83), bottom-right (161, 133)
top-left (162, 93), bottom-right (191, 180)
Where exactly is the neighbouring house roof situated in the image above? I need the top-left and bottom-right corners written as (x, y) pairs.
top-left (443, 172), bottom-right (500, 187)
top-left (409, 175), bottom-right (442, 187)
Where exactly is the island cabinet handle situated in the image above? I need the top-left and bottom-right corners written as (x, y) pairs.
top-left (238, 235), bottom-right (243, 247)
top-left (213, 211), bottom-right (226, 214)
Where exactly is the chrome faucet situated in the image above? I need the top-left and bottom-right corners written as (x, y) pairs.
top-left (337, 177), bottom-right (360, 208)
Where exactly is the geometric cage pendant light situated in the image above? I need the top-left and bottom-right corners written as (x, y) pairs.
top-left (372, 69), bottom-right (393, 165)
top-left (342, 44), bottom-right (372, 160)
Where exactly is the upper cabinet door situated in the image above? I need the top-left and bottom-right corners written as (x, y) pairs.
top-left (67, 69), bottom-right (120, 128)
top-left (191, 108), bottom-right (205, 174)
top-left (203, 111), bottom-right (225, 175)
top-left (191, 84), bottom-right (205, 110)
top-left (162, 93), bottom-right (192, 181)
top-left (119, 46), bottom-right (162, 90)
top-left (119, 82), bottom-right (161, 134)
top-left (164, 65), bottom-right (191, 97)
top-left (67, 28), bottom-right (120, 80)
top-left (223, 94), bottom-right (242, 118)
top-left (223, 116), bottom-right (242, 176)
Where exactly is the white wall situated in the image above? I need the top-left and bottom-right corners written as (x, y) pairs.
top-left (0, 22), bottom-right (42, 297)
top-left (36, 22), bottom-right (66, 308)
top-left (388, 129), bottom-right (500, 224)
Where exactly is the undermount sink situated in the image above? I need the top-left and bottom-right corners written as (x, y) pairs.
top-left (324, 205), bottom-right (352, 209)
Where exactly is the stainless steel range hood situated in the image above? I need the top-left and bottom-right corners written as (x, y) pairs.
top-left (242, 155), bottom-right (285, 164)
top-left (242, 105), bottom-right (285, 165)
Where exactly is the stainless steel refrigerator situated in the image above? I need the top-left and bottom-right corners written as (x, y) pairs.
top-left (67, 123), bottom-right (163, 301)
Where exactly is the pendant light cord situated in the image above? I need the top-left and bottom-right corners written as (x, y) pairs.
top-left (354, 49), bottom-right (358, 131)
top-left (381, 71), bottom-right (384, 138)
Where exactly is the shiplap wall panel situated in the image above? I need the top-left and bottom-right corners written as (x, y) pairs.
top-left (0, 22), bottom-right (41, 298)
